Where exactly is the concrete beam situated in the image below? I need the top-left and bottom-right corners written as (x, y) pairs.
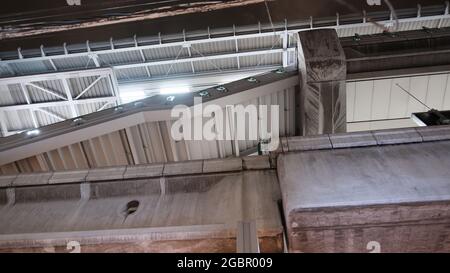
top-left (297, 29), bottom-right (347, 135)
top-left (0, 166), bottom-right (282, 253)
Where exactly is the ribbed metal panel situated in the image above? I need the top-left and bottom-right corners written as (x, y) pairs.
top-left (68, 76), bottom-right (113, 99)
top-left (239, 52), bottom-right (282, 67)
top-left (143, 45), bottom-right (189, 60)
top-left (193, 57), bottom-right (237, 72)
top-left (52, 56), bottom-right (93, 70)
top-left (27, 80), bottom-right (66, 102)
top-left (238, 35), bottom-right (282, 51)
top-left (76, 102), bottom-right (108, 116)
top-left (191, 40), bottom-right (235, 56)
top-left (98, 50), bottom-right (143, 65)
top-left (4, 110), bottom-right (34, 131)
top-left (9, 60), bottom-right (54, 75)
top-left (347, 73), bottom-right (450, 131)
top-left (116, 67), bottom-right (149, 81)
top-left (336, 19), bottom-right (450, 37)
top-left (0, 66), bottom-right (13, 77)
top-left (149, 62), bottom-right (192, 76)
top-left (0, 84), bottom-right (26, 106)
top-left (35, 108), bottom-right (64, 126)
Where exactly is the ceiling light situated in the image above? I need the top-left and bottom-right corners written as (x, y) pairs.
top-left (215, 86), bottom-right (227, 92)
top-left (198, 91), bottom-right (210, 97)
top-left (114, 106), bottom-right (125, 113)
top-left (247, 77), bottom-right (258, 83)
top-left (134, 101), bottom-right (144, 107)
top-left (26, 129), bottom-right (40, 137)
top-left (72, 118), bottom-right (85, 126)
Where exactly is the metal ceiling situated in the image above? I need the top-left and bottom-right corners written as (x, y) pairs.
top-left (0, 70), bottom-right (298, 174)
top-left (0, 69), bottom-right (118, 136)
top-left (2, 4), bottom-right (450, 173)
top-left (1, 4), bottom-right (450, 138)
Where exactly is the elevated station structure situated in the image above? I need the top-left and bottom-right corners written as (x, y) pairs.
top-left (1, 2), bottom-right (450, 252)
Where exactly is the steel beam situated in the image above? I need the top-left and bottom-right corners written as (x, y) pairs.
top-left (0, 97), bottom-right (118, 111)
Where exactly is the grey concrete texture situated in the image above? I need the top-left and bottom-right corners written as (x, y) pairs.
top-left (203, 158), bottom-right (242, 173)
top-left (1, 126), bottom-right (450, 252)
top-left (372, 127), bottom-right (423, 145)
top-left (284, 134), bottom-right (332, 152)
top-left (277, 125), bottom-right (450, 153)
top-left (242, 156), bottom-right (271, 170)
top-left (297, 29), bottom-right (347, 135)
top-left (277, 139), bottom-right (450, 252)
top-left (0, 170), bottom-right (282, 252)
top-left (163, 160), bottom-right (204, 176)
top-left (329, 131), bottom-right (377, 148)
top-left (123, 164), bottom-right (164, 179)
top-left (297, 29), bottom-right (347, 82)
top-left (86, 166), bottom-right (127, 181)
top-left (13, 172), bottom-right (53, 187)
top-left (49, 169), bottom-right (89, 184)
top-left (0, 175), bottom-right (17, 188)
top-left (0, 156), bottom-right (273, 188)
top-left (416, 125), bottom-right (450, 142)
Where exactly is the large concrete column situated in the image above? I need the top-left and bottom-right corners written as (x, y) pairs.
top-left (297, 29), bottom-right (347, 135)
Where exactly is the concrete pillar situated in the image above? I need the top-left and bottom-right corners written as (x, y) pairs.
top-left (297, 29), bottom-right (347, 135)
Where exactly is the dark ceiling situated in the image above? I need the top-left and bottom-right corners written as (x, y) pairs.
top-left (0, 0), bottom-right (445, 51)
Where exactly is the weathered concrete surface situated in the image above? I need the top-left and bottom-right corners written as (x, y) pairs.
top-left (278, 140), bottom-right (450, 252)
top-left (13, 172), bottom-right (53, 186)
top-left (123, 164), bottom-right (164, 179)
top-left (49, 170), bottom-right (89, 184)
top-left (86, 166), bottom-right (126, 181)
top-left (0, 170), bottom-right (282, 253)
top-left (297, 29), bottom-right (347, 135)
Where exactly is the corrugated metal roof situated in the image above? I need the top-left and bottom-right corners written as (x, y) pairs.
top-left (143, 45), bottom-right (189, 60)
top-left (9, 60), bottom-right (54, 75)
top-left (68, 76), bottom-right (113, 99)
top-left (239, 52), bottom-right (282, 67)
top-left (147, 63), bottom-right (189, 76)
top-left (0, 81), bottom-right (297, 173)
top-left (98, 50), bottom-right (143, 65)
top-left (0, 84), bottom-right (26, 106)
top-left (238, 35), bottom-right (282, 51)
top-left (116, 66), bottom-right (149, 81)
top-left (35, 107), bottom-right (65, 126)
top-left (52, 56), bottom-right (93, 71)
top-left (4, 110), bottom-right (34, 131)
top-left (0, 66), bottom-right (13, 77)
top-left (27, 80), bottom-right (65, 102)
top-left (0, 69), bottom-right (118, 135)
top-left (76, 102), bottom-right (109, 116)
top-left (191, 40), bottom-right (236, 56)
top-left (336, 18), bottom-right (450, 37)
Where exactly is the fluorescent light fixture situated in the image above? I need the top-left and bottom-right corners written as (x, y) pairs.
top-left (26, 129), bottom-right (40, 136)
top-left (159, 86), bottom-right (190, 95)
top-left (119, 90), bottom-right (147, 104)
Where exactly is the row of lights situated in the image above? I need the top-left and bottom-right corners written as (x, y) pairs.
top-left (22, 69), bottom-right (285, 139)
